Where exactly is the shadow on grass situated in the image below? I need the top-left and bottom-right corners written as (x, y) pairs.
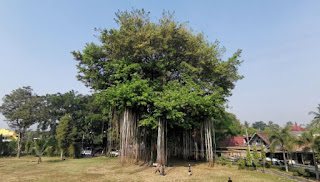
top-left (47, 159), bottom-right (65, 163)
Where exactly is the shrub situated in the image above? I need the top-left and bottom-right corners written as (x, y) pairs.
top-left (68, 143), bottom-right (80, 158)
top-left (303, 172), bottom-right (310, 177)
top-left (46, 146), bottom-right (53, 157)
top-left (298, 168), bottom-right (305, 176)
top-left (221, 154), bottom-right (227, 165)
top-left (265, 162), bottom-right (271, 168)
top-left (238, 158), bottom-right (246, 170)
top-left (293, 172), bottom-right (299, 176)
top-left (7, 140), bottom-right (17, 156)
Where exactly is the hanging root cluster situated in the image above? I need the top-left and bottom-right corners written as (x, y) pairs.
top-left (116, 108), bottom-right (217, 167)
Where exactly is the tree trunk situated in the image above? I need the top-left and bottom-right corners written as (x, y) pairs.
top-left (212, 126), bottom-right (216, 165)
top-left (204, 119), bottom-right (214, 167)
top-left (120, 108), bottom-right (129, 163)
top-left (156, 118), bottom-right (165, 166)
top-left (16, 132), bottom-right (21, 158)
top-left (38, 155), bottom-right (42, 164)
top-left (200, 123), bottom-right (205, 159)
top-left (195, 141), bottom-right (199, 160)
top-left (149, 137), bottom-right (154, 166)
top-left (282, 150), bottom-right (288, 172)
top-left (60, 150), bottom-right (63, 160)
top-left (135, 126), bottom-right (140, 164)
top-left (312, 150), bottom-right (319, 180)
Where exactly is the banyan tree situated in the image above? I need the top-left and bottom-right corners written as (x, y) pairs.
top-left (72, 9), bottom-right (243, 166)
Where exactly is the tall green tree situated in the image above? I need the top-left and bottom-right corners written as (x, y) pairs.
top-left (261, 145), bottom-right (266, 173)
top-left (253, 145), bottom-right (259, 170)
top-left (246, 147), bottom-right (252, 169)
top-left (267, 121), bottom-right (280, 131)
top-left (0, 86), bottom-right (42, 158)
top-left (56, 115), bottom-right (77, 159)
top-left (285, 121), bottom-right (294, 128)
top-left (38, 91), bottom-right (88, 135)
top-left (252, 121), bottom-right (267, 131)
top-left (269, 127), bottom-right (294, 172)
top-left (296, 129), bottom-right (320, 180)
top-left (72, 9), bottom-right (243, 166)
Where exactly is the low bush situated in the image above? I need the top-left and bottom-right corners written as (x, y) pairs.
top-left (221, 155), bottom-right (227, 165)
top-left (265, 162), bottom-right (271, 168)
top-left (303, 172), bottom-right (310, 177)
top-left (293, 172), bottom-right (299, 176)
top-left (238, 158), bottom-right (246, 170)
top-left (298, 168), bottom-right (305, 176)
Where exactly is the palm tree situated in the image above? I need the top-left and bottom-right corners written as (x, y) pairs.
top-left (269, 127), bottom-right (294, 172)
top-left (296, 129), bottom-right (320, 180)
top-left (309, 104), bottom-right (320, 127)
top-left (33, 135), bottom-right (49, 164)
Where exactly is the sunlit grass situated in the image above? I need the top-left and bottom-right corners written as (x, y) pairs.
top-left (0, 156), bottom-right (294, 182)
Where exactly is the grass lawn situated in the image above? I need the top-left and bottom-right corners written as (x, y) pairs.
top-left (0, 156), bottom-right (295, 182)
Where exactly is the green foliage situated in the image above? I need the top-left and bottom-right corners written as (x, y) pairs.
top-left (224, 113), bottom-right (243, 137)
top-left (24, 140), bottom-right (35, 155)
top-left (252, 121), bottom-right (267, 131)
top-left (303, 171), bottom-right (310, 177)
top-left (297, 129), bottom-right (320, 154)
top-left (0, 87), bottom-right (41, 132)
top-left (246, 147), bottom-right (252, 168)
top-left (242, 127), bottom-right (258, 136)
top-left (293, 172), bottom-right (299, 176)
top-left (253, 145), bottom-right (259, 169)
top-left (0, 135), bottom-right (4, 155)
top-left (298, 168), bottom-right (305, 175)
top-left (309, 104), bottom-right (320, 129)
top-left (33, 136), bottom-right (49, 157)
top-left (72, 9), bottom-right (243, 131)
top-left (46, 137), bottom-right (58, 156)
top-left (238, 158), bottom-right (245, 170)
top-left (265, 162), bottom-right (271, 168)
top-left (267, 121), bottom-right (280, 131)
top-left (56, 115), bottom-right (77, 157)
top-left (261, 145), bottom-right (266, 165)
top-left (285, 121), bottom-right (294, 128)
top-left (269, 127), bottom-right (294, 153)
top-left (68, 143), bottom-right (80, 158)
top-left (5, 140), bottom-right (17, 156)
top-left (221, 154), bottom-right (227, 165)
top-left (269, 127), bottom-right (294, 172)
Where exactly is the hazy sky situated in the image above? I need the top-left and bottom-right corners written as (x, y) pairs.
top-left (1, 0), bottom-right (320, 129)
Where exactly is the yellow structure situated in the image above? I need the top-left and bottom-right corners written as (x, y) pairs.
top-left (0, 128), bottom-right (18, 142)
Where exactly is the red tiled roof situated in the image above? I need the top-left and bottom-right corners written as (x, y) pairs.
top-left (291, 124), bottom-right (307, 132)
top-left (219, 136), bottom-right (246, 147)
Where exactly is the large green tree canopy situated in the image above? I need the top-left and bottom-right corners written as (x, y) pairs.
top-left (72, 9), bottom-right (243, 129)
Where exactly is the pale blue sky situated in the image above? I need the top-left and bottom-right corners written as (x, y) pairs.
top-left (1, 0), bottom-right (320, 129)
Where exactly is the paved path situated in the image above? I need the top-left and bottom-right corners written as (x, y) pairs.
top-left (264, 169), bottom-right (314, 182)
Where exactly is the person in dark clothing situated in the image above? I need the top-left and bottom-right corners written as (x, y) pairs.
top-left (161, 165), bottom-right (165, 176)
top-left (228, 177), bottom-right (232, 182)
top-left (188, 164), bottom-right (192, 176)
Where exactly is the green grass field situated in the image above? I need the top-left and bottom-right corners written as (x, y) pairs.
top-left (0, 156), bottom-right (294, 182)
